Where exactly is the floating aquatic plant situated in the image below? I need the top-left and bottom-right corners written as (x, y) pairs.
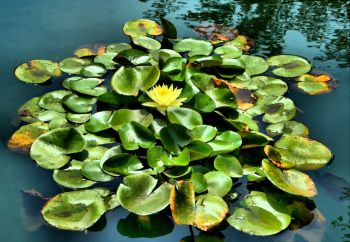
top-left (9, 18), bottom-right (337, 236)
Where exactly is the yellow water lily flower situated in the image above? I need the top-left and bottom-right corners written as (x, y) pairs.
top-left (143, 84), bottom-right (187, 111)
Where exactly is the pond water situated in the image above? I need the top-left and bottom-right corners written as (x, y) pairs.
top-left (0, 0), bottom-right (349, 242)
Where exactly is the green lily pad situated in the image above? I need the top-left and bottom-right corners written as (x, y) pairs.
top-left (224, 35), bottom-right (251, 51)
top-left (123, 19), bottom-right (163, 37)
top-left (263, 97), bottom-right (296, 124)
top-left (164, 166), bottom-right (192, 178)
top-left (84, 133), bottom-right (116, 146)
top-left (247, 76), bottom-right (288, 96)
top-left (162, 57), bottom-right (186, 81)
top-left (193, 93), bottom-right (216, 113)
top-left (159, 49), bottom-right (182, 63)
top-left (170, 181), bottom-right (228, 231)
top-left (262, 159), bottom-right (317, 197)
top-left (111, 66), bottom-right (160, 96)
top-left (115, 49), bottom-right (151, 65)
top-left (101, 153), bottom-right (143, 176)
top-left (59, 57), bottom-right (91, 74)
top-left (239, 55), bottom-right (268, 76)
top-left (117, 213), bottom-right (174, 238)
top-left (239, 131), bottom-right (273, 149)
top-left (208, 131), bottom-right (242, 156)
top-left (147, 146), bottom-right (168, 169)
top-left (224, 110), bottom-right (259, 131)
top-left (110, 109), bottom-right (153, 131)
top-left (85, 111), bottom-right (112, 133)
top-left (294, 73), bottom-right (338, 95)
top-left (118, 121), bottom-right (156, 150)
top-left (30, 128), bottom-right (86, 169)
top-left (81, 160), bottom-right (114, 182)
top-left (174, 38), bottom-right (213, 57)
top-left (190, 172), bottom-right (208, 193)
top-left (132, 36), bottom-right (161, 50)
top-left (81, 63), bottom-right (107, 78)
top-left (264, 135), bottom-right (332, 170)
top-left (117, 174), bottom-right (171, 215)
top-left (94, 53), bottom-right (118, 70)
top-left (8, 122), bottom-right (49, 153)
top-left (186, 140), bottom-right (213, 161)
top-left (62, 94), bottom-right (97, 113)
top-left (214, 155), bottom-right (243, 178)
top-left (69, 78), bottom-right (107, 97)
top-left (159, 124), bottom-right (192, 155)
top-left (17, 97), bottom-right (43, 123)
top-left (214, 45), bottom-right (242, 59)
top-left (204, 171), bottom-right (233, 197)
top-left (167, 107), bottom-right (203, 130)
top-left (190, 73), bottom-right (216, 92)
top-left (15, 60), bottom-right (61, 84)
top-left (267, 55), bottom-right (311, 78)
top-left (38, 90), bottom-right (70, 112)
top-left (53, 162), bottom-right (96, 189)
top-left (216, 58), bottom-right (246, 79)
top-left (227, 190), bottom-right (291, 236)
top-left (66, 113), bottom-right (91, 124)
top-left (41, 189), bottom-right (107, 231)
top-left (266, 121), bottom-right (309, 137)
top-left (205, 88), bottom-right (237, 108)
top-left (106, 43), bottom-right (132, 53)
top-left (37, 110), bottom-right (65, 122)
top-left (191, 125), bottom-right (217, 142)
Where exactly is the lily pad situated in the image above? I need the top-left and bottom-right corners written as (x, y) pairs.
top-left (62, 94), bottom-right (97, 113)
top-left (262, 159), bottom-right (317, 197)
top-left (115, 49), bottom-right (151, 65)
top-left (81, 63), bottom-right (107, 78)
top-left (263, 97), bottom-right (296, 123)
top-left (8, 122), bottom-right (49, 153)
top-left (191, 125), bottom-right (217, 142)
top-left (85, 111), bottom-right (112, 133)
top-left (204, 171), bottom-right (233, 197)
top-left (264, 135), bottom-right (332, 170)
top-left (38, 90), bottom-right (70, 112)
top-left (164, 166), bottom-right (192, 178)
top-left (101, 153), bottom-right (143, 176)
top-left (111, 66), bottom-right (160, 96)
top-left (117, 174), bottom-right (171, 215)
top-left (173, 38), bottom-right (213, 57)
top-left (30, 128), bottom-right (87, 169)
top-left (227, 190), bottom-right (291, 236)
top-left (17, 97), bottom-right (43, 123)
top-left (224, 35), bottom-right (251, 51)
top-left (170, 181), bottom-right (228, 231)
top-left (267, 55), bottom-right (311, 78)
top-left (118, 121), bottom-right (156, 150)
top-left (214, 155), bottom-right (243, 178)
top-left (53, 162), bottom-right (96, 189)
top-left (81, 160), bottom-right (114, 182)
top-left (59, 57), bottom-right (91, 74)
top-left (186, 140), bottom-right (213, 161)
top-left (110, 109), bottom-right (153, 131)
top-left (123, 19), bottom-right (163, 37)
top-left (106, 43), bottom-right (132, 53)
top-left (294, 72), bottom-right (338, 95)
top-left (74, 45), bottom-right (106, 57)
top-left (69, 77), bottom-right (106, 97)
top-left (214, 45), bottom-right (242, 59)
top-left (266, 121), bottom-right (309, 137)
top-left (66, 113), bottom-right (91, 124)
top-left (15, 60), bottom-right (61, 84)
top-left (94, 53), bottom-right (118, 70)
top-left (205, 88), bottom-right (237, 109)
top-left (132, 36), bottom-right (161, 50)
top-left (208, 131), bottom-right (242, 156)
top-left (247, 76), bottom-right (288, 96)
top-left (167, 107), bottom-right (203, 130)
top-left (239, 55), bottom-right (268, 76)
top-left (41, 189), bottom-right (107, 231)
top-left (159, 124), bottom-right (192, 155)
top-left (193, 93), bottom-right (216, 113)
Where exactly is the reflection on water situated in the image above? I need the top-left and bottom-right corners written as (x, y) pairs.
top-left (140, 0), bottom-right (349, 67)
